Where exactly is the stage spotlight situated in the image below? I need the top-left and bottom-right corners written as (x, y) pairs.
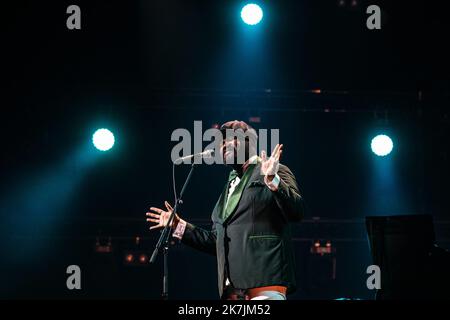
top-left (92, 128), bottom-right (115, 151)
top-left (371, 134), bottom-right (393, 156)
top-left (241, 3), bottom-right (263, 25)
top-left (139, 254), bottom-right (148, 264)
top-left (125, 253), bottom-right (134, 263)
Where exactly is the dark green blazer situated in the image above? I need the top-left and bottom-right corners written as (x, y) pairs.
top-left (181, 163), bottom-right (304, 298)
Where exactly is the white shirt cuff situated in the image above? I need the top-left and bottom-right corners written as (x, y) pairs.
top-left (172, 219), bottom-right (187, 240)
top-left (264, 173), bottom-right (280, 191)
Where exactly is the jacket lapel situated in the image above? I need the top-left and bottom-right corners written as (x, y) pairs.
top-left (212, 182), bottom-right (229, 223)
top-left (221, 163), bottom-right (258, 223)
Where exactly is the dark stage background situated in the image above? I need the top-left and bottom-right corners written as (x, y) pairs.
top-left (1, 0), bottom-right (450, 299)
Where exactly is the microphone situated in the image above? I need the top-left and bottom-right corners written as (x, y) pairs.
top-left (175, 149), bottom-right (214, 163)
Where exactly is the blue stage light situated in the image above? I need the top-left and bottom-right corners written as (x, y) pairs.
top-left (92, 128), bottom-right (115, 151)
top-left (371, 134), bottom-right (393, 156)
top-left (241, 4), bottom-right (263, 25)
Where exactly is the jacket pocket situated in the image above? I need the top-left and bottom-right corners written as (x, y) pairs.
top-left (248, 234), bottom-right (281, 240)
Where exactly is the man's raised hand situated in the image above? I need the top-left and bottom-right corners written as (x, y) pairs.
top-left (260, 143), bottom-right (283, 180)
top-left (146, 201), bottom-right (180, 230)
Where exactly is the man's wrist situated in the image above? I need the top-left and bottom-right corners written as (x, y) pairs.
top-left (264, 173), bottom-right (280, 191)
top-left (171, 216), bottom-right (180, 229)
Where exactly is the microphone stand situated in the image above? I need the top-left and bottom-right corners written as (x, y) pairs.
top-left (149, 162), bottom-right (196, 300)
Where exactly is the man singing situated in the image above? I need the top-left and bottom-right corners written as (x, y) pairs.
top-left (146, 120), bottom-right (304, 300)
